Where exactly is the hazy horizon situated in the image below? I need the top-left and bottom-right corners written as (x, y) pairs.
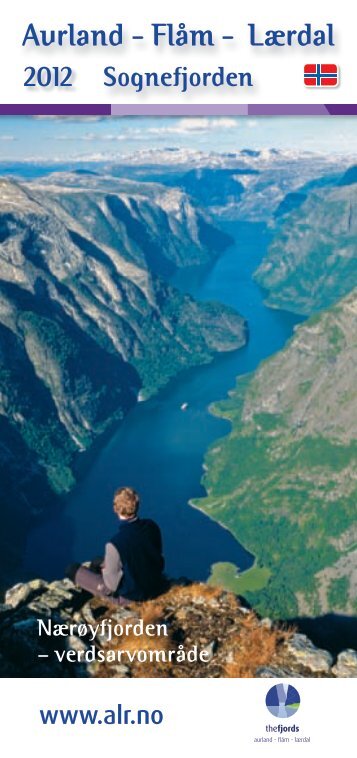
top-left (0, 115), bottom-right (356, 162)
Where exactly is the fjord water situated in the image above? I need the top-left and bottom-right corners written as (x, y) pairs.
top-left (24, 222), bottom-right (302, 581)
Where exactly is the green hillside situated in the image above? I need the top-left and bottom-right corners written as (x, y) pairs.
top-left (196, 291), bottom-right (357, 618)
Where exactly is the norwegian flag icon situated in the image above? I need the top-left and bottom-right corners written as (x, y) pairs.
top-left (304, 64), bottom-right (339, 87)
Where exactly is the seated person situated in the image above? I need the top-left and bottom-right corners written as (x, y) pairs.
top-left (68, 487), bottom-right (168, 605)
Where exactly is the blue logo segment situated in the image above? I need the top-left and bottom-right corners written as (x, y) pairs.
top-left (266, 684), bottom-right (300, 718)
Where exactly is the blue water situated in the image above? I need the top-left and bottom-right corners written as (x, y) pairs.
top-left (24, 221), bottom-right (303, 582)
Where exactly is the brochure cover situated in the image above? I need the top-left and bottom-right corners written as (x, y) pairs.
top-left (0, 0), bottom-right (356, 754)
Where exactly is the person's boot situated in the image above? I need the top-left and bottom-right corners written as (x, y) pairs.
top-left (89, 556), bottom-right (104, 573)
top-left (65, 562), bottom-right (81, 583)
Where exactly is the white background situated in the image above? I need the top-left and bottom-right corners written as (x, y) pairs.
top-left (0, 2), bottom-right (356, 753)
top-left (0, 0), bottom-right (355, 103)
top-left (0, 678), bottom-right (355, 756)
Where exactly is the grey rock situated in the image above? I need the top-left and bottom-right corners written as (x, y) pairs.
top-left (67, 636), bottom-right (89, 654)
top-left (79, 602), bottom-right (107, 626)
top-left (110, 664), bottom-right (130, 678)
top-left (260, 617), bottom-right (273, 629)
top-left (79, 601), bottom-right (132, 628)
top-left (256, 666), bottom-right (304, 678)
top-left (48, 578), bottom-right (77, 592)
top-left (238, 605), bottom-right (251, 615)
top-left (86, 661), bottom-right (130, 678)
top-left (285, 633), bottom-right (333, 673)
top-left (27, 580), bottom-right (81, 616)
top-left (5, 580), bottom-right (47, 608)
top-left (332, 649), bottom-right (357, 678)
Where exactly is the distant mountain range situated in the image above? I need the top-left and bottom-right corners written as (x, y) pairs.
top-left (107, 148), bottom-right (352, 221)
top-left (255, 166), bottom-right (357, 313)
top-left (1, 148), bottom-right (351, 221)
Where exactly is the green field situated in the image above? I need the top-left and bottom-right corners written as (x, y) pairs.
top-left (208, 562), bottom-right (271, 595)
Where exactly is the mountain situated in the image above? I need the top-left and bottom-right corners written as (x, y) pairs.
top-left (273, 191), bottom-right (307, 219)
top-left (1, 149), bottom-right (351, 223)
top-left (107, 148), bottom-right (351, 221)
top-left (339, 164), bottom-right (357, 186)
top-left (124, 167), bottom-right (249, 209)
top-left (30, 171), bottom-right (232, 274)
top-left (1, 578), bottom-right (356, 677)
top-left (0, 173), bottom-right (246, 583)
top-left (195, 289), bottom-right (357, 619)
top-left (255, 179), bottom-right (357, 314)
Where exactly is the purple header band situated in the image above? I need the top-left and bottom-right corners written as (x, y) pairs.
top-left (248, 104), bottom-right (330, 115)
top-left (110, 103), bottom-right (250, 115)
top-left (112, 103), bottom-right (357, 116)
top-left (325, 104), bottom-right (357, 115)
top-left (0, 104), bottom-right (110, 115)
top-left (0, 103), bottom-right (356, 115)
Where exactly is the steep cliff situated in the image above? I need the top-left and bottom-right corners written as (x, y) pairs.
top-left (0, 174), bottom-right (246, 582)
top-left (255, 179), bottom-right (357, 314)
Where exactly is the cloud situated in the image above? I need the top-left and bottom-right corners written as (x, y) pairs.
top-left (67, 151), bottom-right (122, 162)
top-left (100, 134), bottom-right (126, 141)
top-left (54, 132), bottom-right (96, 142)
top-left (54, 132), bottom-right (127, 142)
top-left (52, 117), bottom-right (240, 142)
top-left (147, 117), bottom-right (239, 135)
top-left (33, 116), bottom-right (105, 123)
top-left (0, 135), bottom-right (17, 141)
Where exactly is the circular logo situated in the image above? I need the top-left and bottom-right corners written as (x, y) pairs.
top-left (265, 684), bottom-right (300, 718)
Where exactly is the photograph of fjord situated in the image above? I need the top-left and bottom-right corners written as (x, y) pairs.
top-left (0, 116), bottom-right (356, 678)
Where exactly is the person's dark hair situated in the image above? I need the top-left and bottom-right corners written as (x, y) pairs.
top-left (113, 487), bottom-right (140, 519)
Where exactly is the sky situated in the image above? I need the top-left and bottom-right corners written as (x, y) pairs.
top-left (0, 115), bottom-right (356, 161)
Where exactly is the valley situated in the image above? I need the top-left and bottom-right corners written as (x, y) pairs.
top-left (0, 171), bottom-right (245, 584)
top-left (1, 146), bottom-right (355, 626)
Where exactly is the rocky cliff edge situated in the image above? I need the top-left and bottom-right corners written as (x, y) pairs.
top-left (1, 579), bottom-right (356, 678)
